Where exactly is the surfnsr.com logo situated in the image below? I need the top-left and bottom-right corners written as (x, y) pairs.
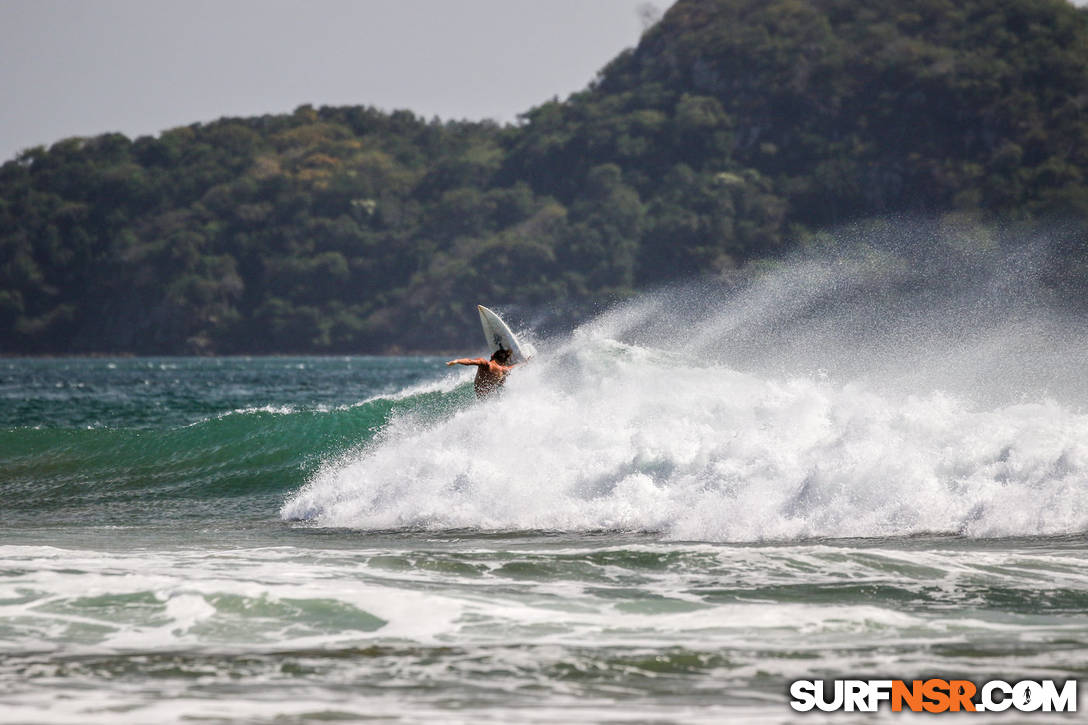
top-left (789, 679), bottom-right (1077, 713)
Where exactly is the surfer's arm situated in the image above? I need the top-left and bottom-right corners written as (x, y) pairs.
top-left (446, 358), bottom-right (487, 367)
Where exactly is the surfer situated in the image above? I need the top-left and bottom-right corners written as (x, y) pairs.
top-left (446, 348), bottom-right (517, 398)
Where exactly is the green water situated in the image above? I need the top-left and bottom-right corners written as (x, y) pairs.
top-left (2, 357), bottom-right (454, 525)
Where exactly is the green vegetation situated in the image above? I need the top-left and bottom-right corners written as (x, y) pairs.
top-left (3, 0), bottom-right (1088, 354)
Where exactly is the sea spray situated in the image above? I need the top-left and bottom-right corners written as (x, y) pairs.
top-left (281, 233), bottom-right (1088, 539)
top-left (281, 337), bottom-right (1088, 538)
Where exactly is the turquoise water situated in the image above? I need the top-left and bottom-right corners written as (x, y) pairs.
top-left (1, 357), bottom-right (452, 527)
top-left (2, 351), bottom-right (1087, 723)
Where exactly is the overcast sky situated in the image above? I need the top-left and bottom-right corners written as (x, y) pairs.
top-left (0, 0), bottom-right (670, 162)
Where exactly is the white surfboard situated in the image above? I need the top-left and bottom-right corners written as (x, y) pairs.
top-left (477, 305), bottom-right (535, 363)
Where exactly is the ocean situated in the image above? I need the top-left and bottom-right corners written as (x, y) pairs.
top-left (3, 262), bottom-right (1088, 722)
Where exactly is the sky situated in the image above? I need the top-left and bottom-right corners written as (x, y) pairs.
top-left (0, 0), bottom-right (670, 162)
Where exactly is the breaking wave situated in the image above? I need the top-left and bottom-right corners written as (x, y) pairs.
top-left (282, 232), bottom-right (1088, 541)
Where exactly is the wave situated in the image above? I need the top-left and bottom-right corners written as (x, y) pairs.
top-left (1, 378), bottom-right (469, 515)
top-left (283, 239), bottom-right (1088, 541)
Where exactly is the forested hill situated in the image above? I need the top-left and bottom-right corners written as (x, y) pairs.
top-left (3, 0), bottom-right (1088, 355)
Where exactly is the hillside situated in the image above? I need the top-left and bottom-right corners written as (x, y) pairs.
top-left (3, 0), bottom-right (1088, 354)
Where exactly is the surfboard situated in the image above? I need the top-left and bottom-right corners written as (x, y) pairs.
top-left (477, 305), bottom-right (535, 363)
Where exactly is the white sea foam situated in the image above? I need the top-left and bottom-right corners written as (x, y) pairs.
top-left (4, 541), bottom-right (1080, 658)
top-left (2, 539), bottom-right (1085, 724)
top-left (282, 245), bottom-right (1088, 540)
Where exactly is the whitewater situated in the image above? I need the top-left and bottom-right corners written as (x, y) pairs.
top-left (283, 246), bottom-right (1088, 541)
